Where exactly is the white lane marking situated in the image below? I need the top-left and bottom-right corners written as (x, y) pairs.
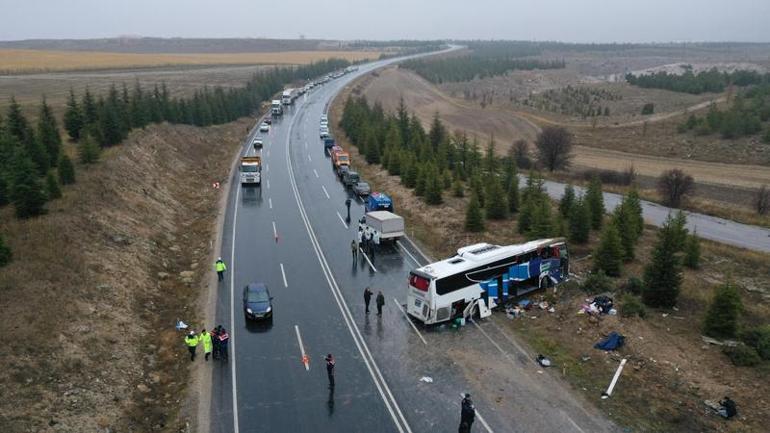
top-left (268, 197), bottom-right (272, 209)
top-left (272, 221), bottom-right (277, 239)
top-left (470, 319), bottom-right (517, 366)
top-left (403, 236), bottom-right (432, 263)
top-left (284, 116), bottom-right (409, 433)
top-left (336, 211), bottom-right (349, 229)
top-left (313, 169), bottom-right (319, 178)
top-left (393, 298), bottom-right (427, 346)
top-left (308, 154), bottom-right (312, 162)
top-left (396, 240), bottom-right (421, 267)
top-left (265, 163), bottom-right (269, 173)
top-left (267, 179), bottom-right (270, 189)
top-left (458, 393), bottom-right (494, 433)
top-left (359, 249), bottom-right (378, 273)
top-left (294, 325), bottom-right (310, 371)
top-left (280, 263), bottom-right (288, 287)
top-left (229, 185), bottom-right (241, 433)
top-left (321, 185), bottom-right (330, 199)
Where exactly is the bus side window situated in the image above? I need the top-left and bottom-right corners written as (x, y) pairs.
top-left (551, 246), bottom-right (560, 258)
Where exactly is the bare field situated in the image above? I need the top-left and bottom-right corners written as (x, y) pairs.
top-left (358, 67), bottom-right (770, 189)
top-left (0, 49), bottom-right (381, 74)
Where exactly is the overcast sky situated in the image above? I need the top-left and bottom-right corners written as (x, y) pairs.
top-left (1, 0), bottom-right (769, 43)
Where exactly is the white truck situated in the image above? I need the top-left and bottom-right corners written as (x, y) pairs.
top-left (281, 89), bottom-right (296, 105)
top-left (362, 211), bottom-right (405, 244)
top-left (271, 100), bottom-right (283, 116)
top-left (239, 156), bottom-right (262, 186)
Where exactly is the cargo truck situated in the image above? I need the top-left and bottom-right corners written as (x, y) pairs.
top-left (271, 100), bottom-right (283, 116)
top-left (239, 156), bottom-right (262, 186)
top-left (363, 211), bottom-right (405, 243)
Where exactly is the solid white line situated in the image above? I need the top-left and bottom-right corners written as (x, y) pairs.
top-left (294, 325), bottom-right (309, 371)
top-left (308, 154), bottom-right (312, 162)
top-left (280, 263), bottom-right (288, 287)
top-left (265, 163), bottom-right (269, 173)
top-left (284, 113), bottom-right (408, 432)
top-left (336, 211), bottom-right (349, 229)
top-left (229, 186), bottom-right (241, 433)
top-left (396, 240), bottom-right (421, 267)
top-left (470, 319), bottom-right (517, 366)
top-left (267, 179), bottom-right (270, 189)
top-left (459, 393), bottom-right (494, 433)
top-left (403, 236), bottom-right (432, 263)
top-left (268, 197), bottom-right (272, 209)
top-left (321, 185), bottom-right (330, 199)
top-left (393, 298), bottom-right (427, 345)
top-left (359, 249), bottom-right (378, 273)
top-left (313, 169), bottom-right (319, 178)
top-left (272, 221), bottom-right (277, 239)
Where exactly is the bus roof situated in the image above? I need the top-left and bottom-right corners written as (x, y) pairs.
top-left (415, 238), bottom-right (565, 278)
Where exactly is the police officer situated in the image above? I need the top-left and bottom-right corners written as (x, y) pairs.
top-left (351, 239), bottom-right (358, 261)
top-left (345, 198), bottom-right (352, 222)
top-left (215, 257), bottom-right (227, 282)
top-left (184, 331), bottom-right (199, 362)
top-left (364, 287), bottom-right (373, 314)
top-left (217, 327), bottom-right (230, 362)
top-left (325, 353), bottom-right (336, 388)
top-left (200, 328), bottom-right (213, 361)
top-left (460, 393), bottom-right (476, 431)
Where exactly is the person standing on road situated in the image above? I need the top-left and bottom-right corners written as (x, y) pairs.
top-left (351, 239), bottom-right (358, 261)
top-left (215, 257), bottom-right (227, 282)
top-left (364, 287), bottom-right (373, 314)
top-left (184, 331), bottom-right (199, 362)
top-left (325, 353), bottom-right (336, 388)
top-left (345, 198), bottom-right (352, 222)
top-left (460, 393), bottom-right (476, 431)
top-left (376, 290), bottom-right (385, 316)
top-left (211, 326), bottom-right (221, 360)
top-left (200, 328), bottom-right (213, 361)
top-left (217, 327), bottom-right (230, 362)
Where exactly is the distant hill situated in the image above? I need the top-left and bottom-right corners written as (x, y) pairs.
top-left (0, 37), bottom-right (351, 53)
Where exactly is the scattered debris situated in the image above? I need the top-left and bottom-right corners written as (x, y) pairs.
top-left (601, 358), bottom-right (627, 399)
top-left (419, 376), bottom-right (433, 383)
top-left (594, 332), bottom-right (625, 351)
top-left (536, 354), bottom-right (552, 367)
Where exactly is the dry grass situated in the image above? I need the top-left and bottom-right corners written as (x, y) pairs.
top-left (0, 49), bottom-right (381, 74)
top-left (331, 81), bottom-right (770, 433)
top-left (0, 119), bottom-right (247, 433)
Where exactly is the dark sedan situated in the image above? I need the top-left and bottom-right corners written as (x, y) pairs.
top-left (243, 283), bottom-right (273, 321)
top-left (353, 181), bottom-right (371, 197)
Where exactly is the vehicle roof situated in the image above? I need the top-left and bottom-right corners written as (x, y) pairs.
top-left (366, 210), bottom-right (400, 221)
top-left (245, 282), bottom-right (268, 291)
top-left (416, 238), bottom-right (565, 278)
top-left (369, 192), bottom-right (392, 202)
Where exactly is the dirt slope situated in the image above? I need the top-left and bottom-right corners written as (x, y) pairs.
top-left (0, 119), bottom-right (246, 432)
top-left (357, 67), bottom-right (770, 189)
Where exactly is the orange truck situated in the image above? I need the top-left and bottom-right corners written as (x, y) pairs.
top-left (331, 149), bottom-right (350, 169)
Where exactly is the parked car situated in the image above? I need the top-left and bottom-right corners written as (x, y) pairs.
top-left (263, 116), bottom-right (272, 125)
top-left (253, 137), bottom-right (264, 149)
top-left (259, 123), bottom-right (270, 132)
top-left (320, 129), bottom-right (330, 139)
top-left (336, 164), bottom-right (350, 179)
top-left (353, 181), bottom-right (371, 197)
top-left (343, 170), bottom-right (360, 188)
top-left (243, 283), bottom-right (273, 321)
top-left (323, 136), bottom-right (336, 151)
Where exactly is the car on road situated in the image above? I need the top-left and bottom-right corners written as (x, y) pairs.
top-left (323, 136), bottom-right (336, 151)
top-left (243, 283), bottom-right (273, 321)
top-left (336, 164), bottom-right (350, 179)
top-left (259, 122), bottom-right (270, 132)
top-left (320, 129), bottom-right (330, 139)
top-left (353, 181), bottom-right (371, 197)
top-left (320, 114), bottom-right (328, 121)
top-left (342, 170), bottom-right (360, 188)
top-left (253, 137), bottom-right (264, 149)
top-left (263, 115), bottom-right (272, 125)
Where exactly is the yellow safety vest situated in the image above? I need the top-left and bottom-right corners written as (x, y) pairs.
top-left (215, 261), bottom-right (226, 272)
top-left (185, 335), bottom-right (199, 347)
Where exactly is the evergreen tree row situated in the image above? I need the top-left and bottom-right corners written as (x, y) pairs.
top-left (403, 56), bottom-right (565, 84)
top-left (626, 67), bottom-right (769, 95)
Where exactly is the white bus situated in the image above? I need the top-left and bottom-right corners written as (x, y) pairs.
top-left (406, 238), bottom-right (569, 325)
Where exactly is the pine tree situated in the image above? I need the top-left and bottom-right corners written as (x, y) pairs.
top-left (642, 215), bottom-right (683, 308)
top-left (37, 97), bottom-right (62, 166)
top-left (527, 199), bottom-right (553, 239)
top-left (45, 171), bottom-right (62, 199)
top-left (0, 174), bottom-right (8, 206)
top-left (0, 234), bottom-right (11, 267)
top-left (415, 165), bottom-right (428, 197)
top-left (10, 154), bottom-right (47, 218)
top-left (484, 135), bottom-right (498, 174)
top-left (507, 177), bottom-right (520, 214)
top-left (669, 210), bottom-right (689, 251)
top-left (58, 153), bottom-right (76, 185)
top-left (625, 186), bottom-right (644, 238)
top-left (518, 194), bottom-right (535, 234)
top-left (593, 222), bottom-right (623, 277)
top-left (452, 179), bottom-right (465, 197)
top-left (683, 229), bottom-right (701, 269)
top-left (485, 175), bottom-right (508, 220)
top-left (613, 200), bottom-right (637, 261)
top-left (425, 166), bottom-right (444, 205)
top-left (81, 88), bottom-right (99, 126)
top-left (559, 184), bottom-right (576, 217)
top-left (403, 155), bottom-right (418, 188)
top-left (364, 126), bottom-right (381, 164)
top-left (78, 133), bottom-right (100, 164)
top-left (465, 193), bottom-right (485, 232)
top-left (569, 197), bottom-right (591, 244)
top-left (703, 282), bottom-right (742, 339)
top-left (585, 175), bottom-right (605, 230)
top-left (471, 174), bottom-right (485, 208)
top-left (99, 102), bottom-right (125, 147)
top-left (6, 98), bottom-right (48, 175)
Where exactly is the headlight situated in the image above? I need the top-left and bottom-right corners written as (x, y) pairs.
top-left (265, 306), bottom-right (272, 313)
top-left (246, 308), bottom-right (253, 314)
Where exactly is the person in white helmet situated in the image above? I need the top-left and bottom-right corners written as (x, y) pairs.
top-left (215, 257), bottom-right (227, 282)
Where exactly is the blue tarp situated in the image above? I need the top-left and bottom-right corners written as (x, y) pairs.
top-left (594, 332), bottom-right (625, 351)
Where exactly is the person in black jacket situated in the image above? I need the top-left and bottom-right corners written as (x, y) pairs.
top-left (364, 287), bottom-right (373, 314)
top-left (719, 397), bottom-right (737, 419)
top-left (325, 353), bottom-right (335, 388)
top-left (460, 394), bottom-right (475, 431)
top-left (376, 291), bottom-right (385, 316)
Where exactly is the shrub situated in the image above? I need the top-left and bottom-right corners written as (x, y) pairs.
top-left (622, 277), bottom-right (644, 296)
top-left (620, 294), bottom-right (647, 318)
top-left (581, 271), bottom-right (612, 294)
top-left (535, 126), bottom-right (573, 172)
top-left (741, 325), bottom-right (770, 360)
top-left (642, 214), bottom-right (683, 308)
top-left (722, 345), bottom-right (761, 367)
top-left (581, 167), bottom-right (636, 186)
top-left (641, 103), bottom-right (655, 115)
top-left (703, 282), bottom-right (743, 339)
top-left (657, 169), bottom-right (695, 208)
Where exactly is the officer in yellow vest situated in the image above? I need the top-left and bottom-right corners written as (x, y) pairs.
top-left (200, 328), bottom-right (213, 361)
top-left (184, 331), bottom-right (199, 361)
top-left (215, 257), bottom-right (227, 282)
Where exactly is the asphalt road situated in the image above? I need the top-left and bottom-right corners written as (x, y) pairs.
top-left (209, 49), bottom-right (770, 432)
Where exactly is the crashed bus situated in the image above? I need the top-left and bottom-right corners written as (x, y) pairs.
top-left (406, 238), bottom-right (569, 325)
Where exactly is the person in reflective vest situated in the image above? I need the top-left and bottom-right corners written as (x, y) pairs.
top-left (215, 258), bottom-right (227, 282)
top-left (200, 328), bottom-right (213, 361)
top-left (184, 331), bottom-right (199, 362)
